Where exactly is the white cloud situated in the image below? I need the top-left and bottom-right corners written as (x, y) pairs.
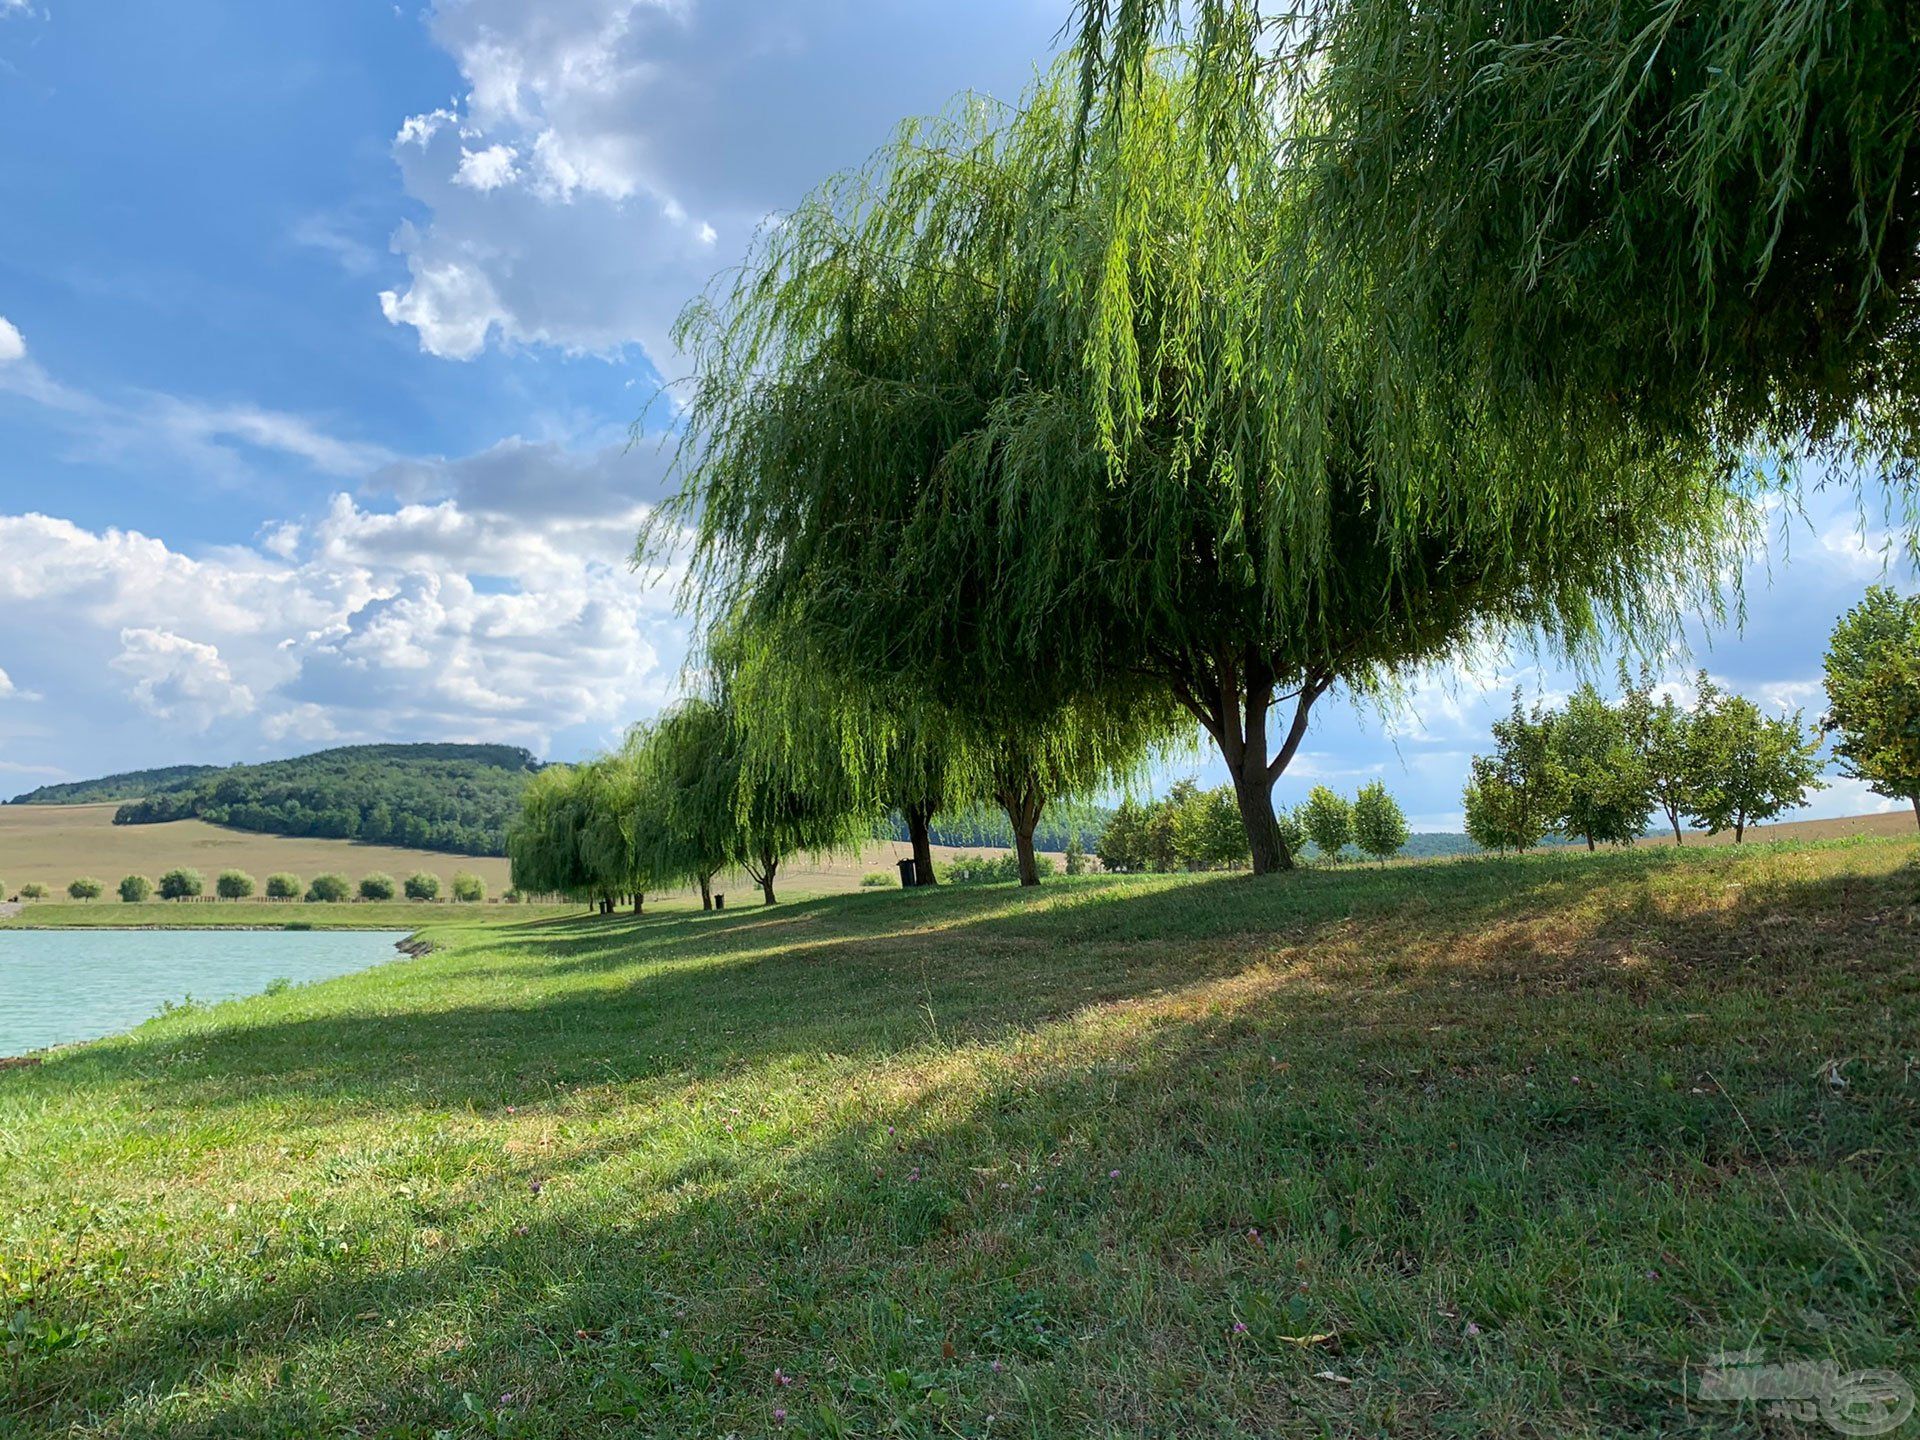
top-left (0, 315), bottom-right (24, 363)
top-left (0, 666), bottom-right (15, 698)
top-left (0, 429), bottom-right (687, 777)
top-left (377, 0), bottom-right (1061, 364)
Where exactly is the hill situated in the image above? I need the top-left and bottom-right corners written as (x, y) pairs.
top-left (3, 833), bottom-right (1914, 1434)
top-left (7, 763), bottom-right (220, 806)
top-left (96, 742), bottom-right (542, 856)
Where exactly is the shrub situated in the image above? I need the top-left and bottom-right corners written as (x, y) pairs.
top-left (264, 872), bottom-right (301, 900)
top-left (1300, 787), bottom-right (1352, 861)
top-left (1351, 782), bottom-right (1410, 862)
top-left (216, 869), bottom-right (256, 900)
top-left (68, 876), bottom-right (104, 900)
top-left (860, 871), bottom-right (895, 887)
top-left (306, 872), bottom-right (351, 903)
top-left (403, 871), bottom-right (441, 901)
top-left (359, 872), bottom-right (397, 901)
top-left (450, 872), bottom-right (486, 902)
top-left (502, 888), bottom-right (523, 905)
top-left (118, 874), bottom-right (154, 903)
top-left (19, 882), bottom-right (48, 900)
top-left (945, 852), bottom-right (1057, 885)
top-left (157, 867), bottom-right (204, 900)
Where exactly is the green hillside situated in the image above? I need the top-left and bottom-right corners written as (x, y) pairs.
top-left (6, 764), bottom-right (220, 806)
top-left (94, 743), bottom-right (542, 857)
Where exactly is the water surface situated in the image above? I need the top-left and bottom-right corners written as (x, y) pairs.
top-left (0, 929), bottom-right (412, 1055)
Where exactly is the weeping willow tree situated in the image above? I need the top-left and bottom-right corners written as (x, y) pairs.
top-left (716, 611), bottom-right (987, 886)
top-left (653, 53), bottom-right (1750, 873)
top-left (508, 747), bottom-right (666, 913)
top-left (1075, 0), bottom-right (1920, 497)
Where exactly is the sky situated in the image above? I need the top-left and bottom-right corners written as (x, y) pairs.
top-left (0, 0), bottom-right (1914, 829)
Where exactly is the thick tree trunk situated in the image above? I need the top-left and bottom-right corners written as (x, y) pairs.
top-left (905, 802), bottom-right (937, 886)
top-left (1000, 787), bottom-right (1045, 887)
top-left (699, 873), bottom-right (714, 910)
top-left (1911, 794), bottom-right (1919, 830)
top-left (1178, 652), bottom-right (1327, 876)
top-left (759, 850), bottom-right (778, 905)
top-left (632, 893), bottom-right (644, 915)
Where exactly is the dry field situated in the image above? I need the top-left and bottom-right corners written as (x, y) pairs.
top-left (0, 802), bottom-right (1053, 902)
top-left (1640, 805), bottom-right (1920, 846)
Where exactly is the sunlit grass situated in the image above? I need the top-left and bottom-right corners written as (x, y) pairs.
top-left (4, 836), bottom-right (1917, 1436)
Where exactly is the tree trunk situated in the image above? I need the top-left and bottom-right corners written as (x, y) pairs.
top-left (1734, 819), bottom-right (1746, 844)
top-left (759, 850), bottom-right (778, 906)
top-left (1586, 835), bottom-right (1596, 853)
top-left (1229, 769), bottom-right (1288, 875)
top-left (632, 893), bottom-right (644, 915)
top-left (1911, 794), bottom-right (1919, 830)
top-left (1000, 787), bottom-right (1045, 887)
top-left (1176, 653), bottom-right (1328, 876)
top-left (699, 873), bottom-right (713, 910)
top-left (1670, 810), bottom-right (1683, 844)
top-left (905, 802), bottom-right (937, 886)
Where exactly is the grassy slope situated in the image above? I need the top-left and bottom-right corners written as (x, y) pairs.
top-left (3, 837), bottom-right (1917, 1437)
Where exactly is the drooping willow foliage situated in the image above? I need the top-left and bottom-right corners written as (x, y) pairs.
top-left (1076, 0), bottom-right (1920, 494)
top-left (649, 53), bottom-right (1753, 871)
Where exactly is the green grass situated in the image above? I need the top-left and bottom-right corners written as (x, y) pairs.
top-left (4, 837), bottom-right (1918, 1437)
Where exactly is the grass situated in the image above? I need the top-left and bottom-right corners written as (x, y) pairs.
top-left (3, 835), bottom-right (1917, 1437)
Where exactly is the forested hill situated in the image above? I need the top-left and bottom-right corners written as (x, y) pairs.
top-left (7, 764), bottom-right (221, 806)
top-left (31, 743), bottom-right (542, 857)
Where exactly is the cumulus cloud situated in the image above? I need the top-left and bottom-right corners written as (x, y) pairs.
top-left (0, 433), bottom-right (687, 778)
top-left (0, 315), bottom-right (24, 363)
top-left (378, 0), bottom-right (1061, 365)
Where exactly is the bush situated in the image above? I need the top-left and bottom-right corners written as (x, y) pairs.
top-left (306, 873), bottom-right (351, 903)
top-left (157, 867), bottom-right (204, 900)
top-left (860, 871), bottom-right (896, 887)
top-left (265, 872), bottom-right (301, 900)
top-left (68, 876), bottom-right (104, 901)
top-left (945, 852), bottom-right (1057, 885)
top-left (1300, 787), bottom-right (1352, 861)
top-left (359, 872), bottom-right (397, 901)
top-left (502, 888), bottom-right (523, 905)
top-left (1351, 782), bottom-right (1410, 862)
top-left (216, 869), bottom-right (256, 900)
top-left (450, 872), bottom-right (486, 902)
top-left (403, 871), bottom-right (441, 901)
top-left (19, 882), bottom-right (48, 900)
top-left (119, 874), bottom-right (154, 903)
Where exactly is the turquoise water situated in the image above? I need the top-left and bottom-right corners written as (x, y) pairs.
top-left (0, 929), bottom-right (412, 1055)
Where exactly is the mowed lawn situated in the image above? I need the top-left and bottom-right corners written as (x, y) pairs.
top-left (3, 838), bottom-right (1917, 1438)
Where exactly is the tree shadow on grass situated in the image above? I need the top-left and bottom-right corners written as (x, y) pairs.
top-left (12, 848), bottom-right (1919, 1437)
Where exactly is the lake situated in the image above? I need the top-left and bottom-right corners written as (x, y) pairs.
top-left (0, 929), bottom-right (413, 1056)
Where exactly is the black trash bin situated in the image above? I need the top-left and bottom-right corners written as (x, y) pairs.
top-left (896, 857), bottom-right (918, 888)
top-left (714, 893), bottom-right (726, 910)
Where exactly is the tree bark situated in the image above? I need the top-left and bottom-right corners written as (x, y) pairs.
top-left (632, 893), bottom-right (644, 915)
top-left (699, 873), bottom-right (714, 910)
top-left (759, 850), bottom-right (778, 906)
top-left (905, 802), bottom-right (937, 886)
top-left (1000, 787), bottom-right (1045, 887)
top-left (1734, 819), bottom-right (1746, 843)
top-left (1911, 794), bottom-right (1919, 830)
top-left (1173, 651), bottom-right (1328, 875)
top-left (1586, 835), bottom-right (1596, 853)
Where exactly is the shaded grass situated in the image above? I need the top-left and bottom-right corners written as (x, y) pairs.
top-left (3, 837), bottom-right (1918, 1437)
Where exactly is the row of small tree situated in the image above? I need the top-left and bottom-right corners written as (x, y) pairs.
top-left (1462, 672), bottom-right (1825, 852)
top-left (1098, 779), bottom-right (1410, 872)
top-left (50, 868), bottom-right (490, 903)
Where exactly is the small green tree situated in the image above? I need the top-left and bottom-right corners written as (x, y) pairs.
top-left (1063, 837), bottom-right (1089, 875)
top-left (265, 872), bottom-right (301, 899)
top-left (1824, 588), bottom-right (1920, 829)
top-left (1691, 688), bottom-right (1826, 842)
top-left (19, 882), bottom-right (47, 900)
top-left (67, 876), bottom-right (103, 901)
top-left (157, 867), bottom-right (204, 900)
top-left (404, 872), bottom-right (441, 901)
top-left (359, 873), bottom-right (397, 901)
top-left (451, 872), bottom-right (486, 903)
top-left (1622, 666), bottom-right (1700, 844)
top-left (1550, 682), bottom-right (1652, 850)
top-left (1351, 782), bottom-right (1409, 863)
top-left (1462, 693), bottom-right (1561, 853)
top-left (118, 874), bottom-right (153, 903)
top-left (1174, 785), bottom-right (1251, 870)
top-left (306, 873), bottom-right (351, 903)
top-left (1097, 798), bottom-right (1148, 873)
top-left (1300, 786), bottom-right (1352, 861)
top-left (216, 869), bottom-right (256, 900)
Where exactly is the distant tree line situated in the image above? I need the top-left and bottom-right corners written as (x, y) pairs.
top-left (884, 804), bottom-right (1111, 856)
top-left (77, 866), bottom-right (492, 904)
top-left (1462, 670), bottom-right (1826, 852)
top-left (109, 744), bottom-right (540, 856)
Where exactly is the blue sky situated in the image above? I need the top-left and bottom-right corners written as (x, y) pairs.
top-left (0, 0), bottom-right (1913, 828)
